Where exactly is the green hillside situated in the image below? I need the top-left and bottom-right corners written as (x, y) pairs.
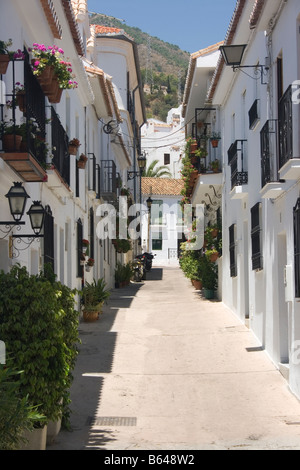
top-left (89, 14), bottom-right (190, 121)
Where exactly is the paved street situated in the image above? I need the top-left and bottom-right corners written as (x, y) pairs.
top-left (49, 266), bottom-right (300, 450)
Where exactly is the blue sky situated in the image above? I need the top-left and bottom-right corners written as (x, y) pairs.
top-left (87, 0), bottom-right (238, 53)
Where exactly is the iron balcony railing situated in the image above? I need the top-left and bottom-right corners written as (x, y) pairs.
top-left (227, 140), bottom-right (248, 190)
top-left (51, 107), bottom-right (70, 186)
top-left (278, 84), bottom-right (293, 169)
top-left (260, 120), bottom-right (279, 188)
top-left (99, 160), bottom-right (117, 202)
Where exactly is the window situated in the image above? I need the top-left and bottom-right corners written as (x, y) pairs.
top-left (151, 200), bottom-right (163, 225)
top-left (164, 153), bottom-right (170, 165)
top-left (294, 198), bottom-right (300, 297)
top-left (251, 203), bottom-right (263, 270)
top-left (229, 224), bottom-right (237, 277)
top-left (152, 231), bottom-right (162, 251)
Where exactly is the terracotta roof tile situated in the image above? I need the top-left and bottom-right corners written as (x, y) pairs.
top-left (142, 177), bottom-right (184, 196)
top-left (92, 25), bottom-right (135, 42)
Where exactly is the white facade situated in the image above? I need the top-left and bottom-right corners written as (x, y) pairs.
top-left (141, 178), bottom-right (184, 265)
top-left (141, 105), bottom-right (185, 178)
top-left (207, 0), bottom-right (300, 399)
top-left (0, 0), bottom-right (145, 299)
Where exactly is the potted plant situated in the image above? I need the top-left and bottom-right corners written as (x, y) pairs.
top-left (0, 365), bottom-right (45, 450)
top-left (14, 82), bottom-right (26, 113)
top-left (68, 138), bottom-right (80, 155)
top-left (195, 147), bottom-right (207, 158)
top-left (85, 258), bottom-right (94, 272)
top-left (210, 159), bottom-right (220, 173)
top-left (0, 265), bottom-right (80, 448)
top-left (30, 43), bottom-right (78, 103)
top-left (0, 39), bottom-right (12, 74)
top-left (205, 247), bottom-right (219, 263)
top-left (201, 257), bottom-right (218, 299)
top-left (77, 153), bottom-right (88, 169)
top-left (210, 132), bottom-right (221, 148)
top-left (186, 137), bottom-right (197, 153)
top-left (82, 238), bottom-right (89, 254)
top-left (1, 121), bottom-right (23, 151)
top-left (81, 278), bottom-right (110, 321)
top-left (114, 262), bottom-right (133, 287)
top-left (114, 238), bottom-right (131, 254)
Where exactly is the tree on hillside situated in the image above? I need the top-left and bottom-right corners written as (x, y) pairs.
top-left (143, 160), bottom-right (172, 178)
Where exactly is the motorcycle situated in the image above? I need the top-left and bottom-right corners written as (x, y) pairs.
top-left (142, 252), bottom-right (156, 271)
top-left (135, 252), bottom-right (156, 272)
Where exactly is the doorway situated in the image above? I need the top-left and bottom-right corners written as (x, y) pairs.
top-left (278, 232), bottom-right (289, 363)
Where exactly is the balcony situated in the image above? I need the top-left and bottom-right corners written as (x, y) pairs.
top-left (0, 55), bottom-right (48, 181)
top-left (260, 119), bottom-right (286, 199)
top-left (227, 140), bottom-right (248, 199)
top-left (99, 160), bottom-right (117, 204)
top-left (278, 84), bottom-right (300, 180)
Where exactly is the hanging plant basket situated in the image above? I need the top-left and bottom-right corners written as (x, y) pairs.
top-left (211, 139), bottom-right (219, 148)
top-left (0, 54), bottom-right (10, 74)
top-left (77, 154), bottom-right (88, 169)
top-left (16, 90), bottom-right (26, 113)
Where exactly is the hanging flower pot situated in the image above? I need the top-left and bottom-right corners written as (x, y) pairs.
top-left (211, 139), bottom-right (219, 148)
top-left (0, 54), bottom-right (10, 74)
top-left (68, 138), bottom-right (80, 155)
top-left (16, 90), bottom-right (26, 113)
top-left (82, 239), bottom-right (89, 254)
top-left (77, 154), bottom-right (88, 169)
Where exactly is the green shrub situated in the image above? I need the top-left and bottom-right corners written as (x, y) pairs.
top-left (0, 264), bottom-right (80, 430)
top-left (0, 365), bottom-right (45, 450)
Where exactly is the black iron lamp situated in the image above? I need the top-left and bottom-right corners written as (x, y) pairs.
top-left (127, 153), bottom-right (147, 180)
top-left (5, 182), bottom-right (30, 222)
top-left (146, 196), bottom-right (153, 210)
top-left (27, 201), bottom-right (45, 236)
top-left (219, 44), bottom-right (269, 84)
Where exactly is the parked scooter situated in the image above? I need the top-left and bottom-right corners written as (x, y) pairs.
top-left (132, 257), bottom-right (145, 282)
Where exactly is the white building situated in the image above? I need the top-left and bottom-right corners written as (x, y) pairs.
top-left (0, 0), bottom-right (145, 298)
top-left (141, 177), bottom-right (185, 265)
top-left (205, 0), bottom-right (300, 399)
top-left (141, 105), bottom-right (185, 178)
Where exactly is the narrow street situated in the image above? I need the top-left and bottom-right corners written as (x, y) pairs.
top-left (49, 266), bottom-right (300, 451)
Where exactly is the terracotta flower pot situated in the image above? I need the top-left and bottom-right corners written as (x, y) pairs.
top-left (16, 91), bottom-right (26, 113)
top-left (209, 252), bottom-right (219, 262)
top-left (69, 144), bottom-right (78, 155)
top-left (192, 279), bottom-right (203, 290)
top-left (0, 54), bottom-right (10, 74)
top-left (2, 134), bottom-right (22, 152)
top-left (83, 310), bottom-right (99, 322)
top-left (211, 139), bottom-right (219, 148)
